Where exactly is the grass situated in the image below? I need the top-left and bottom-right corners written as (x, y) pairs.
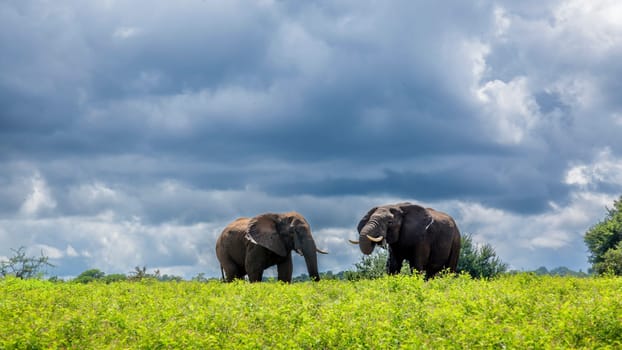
top-left (1, 274), bottom-right (621, 349)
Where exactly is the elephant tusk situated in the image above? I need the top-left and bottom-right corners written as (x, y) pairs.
top-left (366, 235), bottom-right (384, 243)
top-left (316, 248), bottom-right (328, 254)
top-left (295, 249), bottom-right (303, 256)
top-left (348, 239), bottom-right (359, 244)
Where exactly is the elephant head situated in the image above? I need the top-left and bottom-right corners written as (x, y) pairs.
top-left (246, 212), bottom-right (327, 281)
top-left (350, 203), bottom-right (433, 255)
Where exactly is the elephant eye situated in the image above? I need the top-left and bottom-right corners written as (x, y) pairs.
top-left (387, 220), bottom-right (393, 225)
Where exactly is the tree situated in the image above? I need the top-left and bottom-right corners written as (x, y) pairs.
top-left (584, 196), bottom-right (622, 275)
top-left (343, 250), bottom-right (415, 280)
top-left (157, 274), bottom-right (183, 282)
top-left (0, 247), bottom-right (54, 279)
top-left (128, 266), bottom-right (150, 281)
top-left (127, 266), bottom-right (182, 282)
top-left (593, 242), bottom-right (622, 275)
top-left (74, 269), bottom-right (106, 283)
top-left (345, 250), bottom-right (388, 280)
top-left (457, 234), bottom-right (508, 278)
top-left (73, 269), bottom-right (127, 283)
top-left (191, 273), bottom-right (210, 282)
top-left (103, 274), bottom-right (128, 283)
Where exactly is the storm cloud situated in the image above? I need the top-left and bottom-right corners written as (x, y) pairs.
top-left (1, 0), bottom-right (621, 278)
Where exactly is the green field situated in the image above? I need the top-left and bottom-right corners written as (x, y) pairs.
top-left (1, 274), bottom-right (621, 349)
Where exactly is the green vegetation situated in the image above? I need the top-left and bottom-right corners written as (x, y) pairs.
top-left (1, 274), bottom-right (620, 349)
top-left (74, 269), bottom-right (127, 284)
top-left (457, 234), bottom-right (508, 278)
top-left (585, 195), bottom-right (622, 275)
top-left (343, 250), bottom-right (391, 280)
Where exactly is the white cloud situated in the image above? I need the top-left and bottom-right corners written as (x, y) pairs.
top-left (66, 245), bottom-right (79, 257)
top-left (66, 181), bottom-right (137, 218)
top-left (313, 227), bottom-right (361, 273)
top-left (1, 180), bottom-right (613, 276)
top-left (451, 189), bottom-right (614, 269)
top-left (565, 148), bottom-right (622, 188)
top-left (463, 40), bottom-right (491, 85)
top-left (529, 231), bottom-right (571, 249)
top-left (20, 173), bottom-right (57, 216)
top-left (547, 75), bottom-right (599, 111)
top-left (476, 77), bottom-right (539, 144)
top-left (553, 0), bottom-right (622, 55)
top-left (78, 182), bottom-right (118, 202)
top-left (493, 7), bottom-right (510, 38)
top-left (0, 214), bottom-right (220, 278)
top-left (565, 165), bottom-right (590, 186)
top-left (87, 84), bottom-right (293, 137)
top-left (31, 244), bottom-right (64, 259)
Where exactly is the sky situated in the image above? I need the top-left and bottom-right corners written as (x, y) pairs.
top-left (1, 0), bottom-right (622, 279)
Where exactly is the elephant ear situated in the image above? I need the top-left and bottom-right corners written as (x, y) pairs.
top-left (247, 214), bottom-right (288, 257)
top-left (399, 203), bottom-right (433, 236)
top-left (357, 206), bottom-right (378, 233)
top-left (386, 206), bottom-right (404, 244)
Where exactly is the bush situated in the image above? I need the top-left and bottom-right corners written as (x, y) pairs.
top-left (345, 250), bottom-right (389, 280)
top-left (457, 234), bottom-right (508, 278)
top-left (585, 195), bottom-right (622, 275)
top-left (594, 242), bottom-right (622, 275)
top-left (1, 275), bottom-right (621, 348)
top-left (73, 269), bottom-right (127, 284)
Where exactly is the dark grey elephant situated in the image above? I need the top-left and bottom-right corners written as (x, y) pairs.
top-left (216, 212), bottom-right (327, 282)
top-left (350, 202), bottom-right (461, 278)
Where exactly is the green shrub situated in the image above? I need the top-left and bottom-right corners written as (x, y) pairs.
top-left (0, 275), bottom-right (620, 348)
top-left (585, 195), bottom-right (622, 275)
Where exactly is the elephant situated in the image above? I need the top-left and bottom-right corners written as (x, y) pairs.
top-left (349, 202), bottom-right (461, 279)
top-left (215, 212), bottom-right (327, 282)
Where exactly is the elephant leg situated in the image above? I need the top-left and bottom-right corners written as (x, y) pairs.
top-left (386, 249), bottom-right (403, 274)
top-left (247, 268), bottom-right (264, 282)
top-left (233, 268), bottom-right (246, 281)
top-left (447, 233), bottom-right (461, 272)
top-left (425, 264), bottom-right (444, 279)
top-left (411, 245), bottom-right (431, 276)
top-left (245, 249), bottom-right (268, 282)
top-left (276, 257), bottom-right (293, 283)
top-left (221, 262), bottom-right (244, 282)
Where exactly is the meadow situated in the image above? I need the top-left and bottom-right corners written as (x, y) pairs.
top-left (1, 274), bottom-right (621, 349)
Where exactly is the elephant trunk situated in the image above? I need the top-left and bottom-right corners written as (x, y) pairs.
top-left (358, 234), bottom-right (374, 255)
top-left (359, 221), bottom-right (383, 255)
top-left (301, 239), bottom-right (321, 281)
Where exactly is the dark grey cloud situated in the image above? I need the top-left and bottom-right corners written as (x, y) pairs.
top-left (1, 0), bottom-right (622, 277)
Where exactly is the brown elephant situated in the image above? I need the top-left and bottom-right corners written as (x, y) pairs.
top-left (350, 202), bottom-right (461, 278)
top-left (216, 212), bottom-right (327, 282)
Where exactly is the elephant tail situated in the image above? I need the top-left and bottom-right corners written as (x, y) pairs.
top-left (447, 232), bottom-right (461, 273)
top-left (220, 265), bottom-right (225, 282)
